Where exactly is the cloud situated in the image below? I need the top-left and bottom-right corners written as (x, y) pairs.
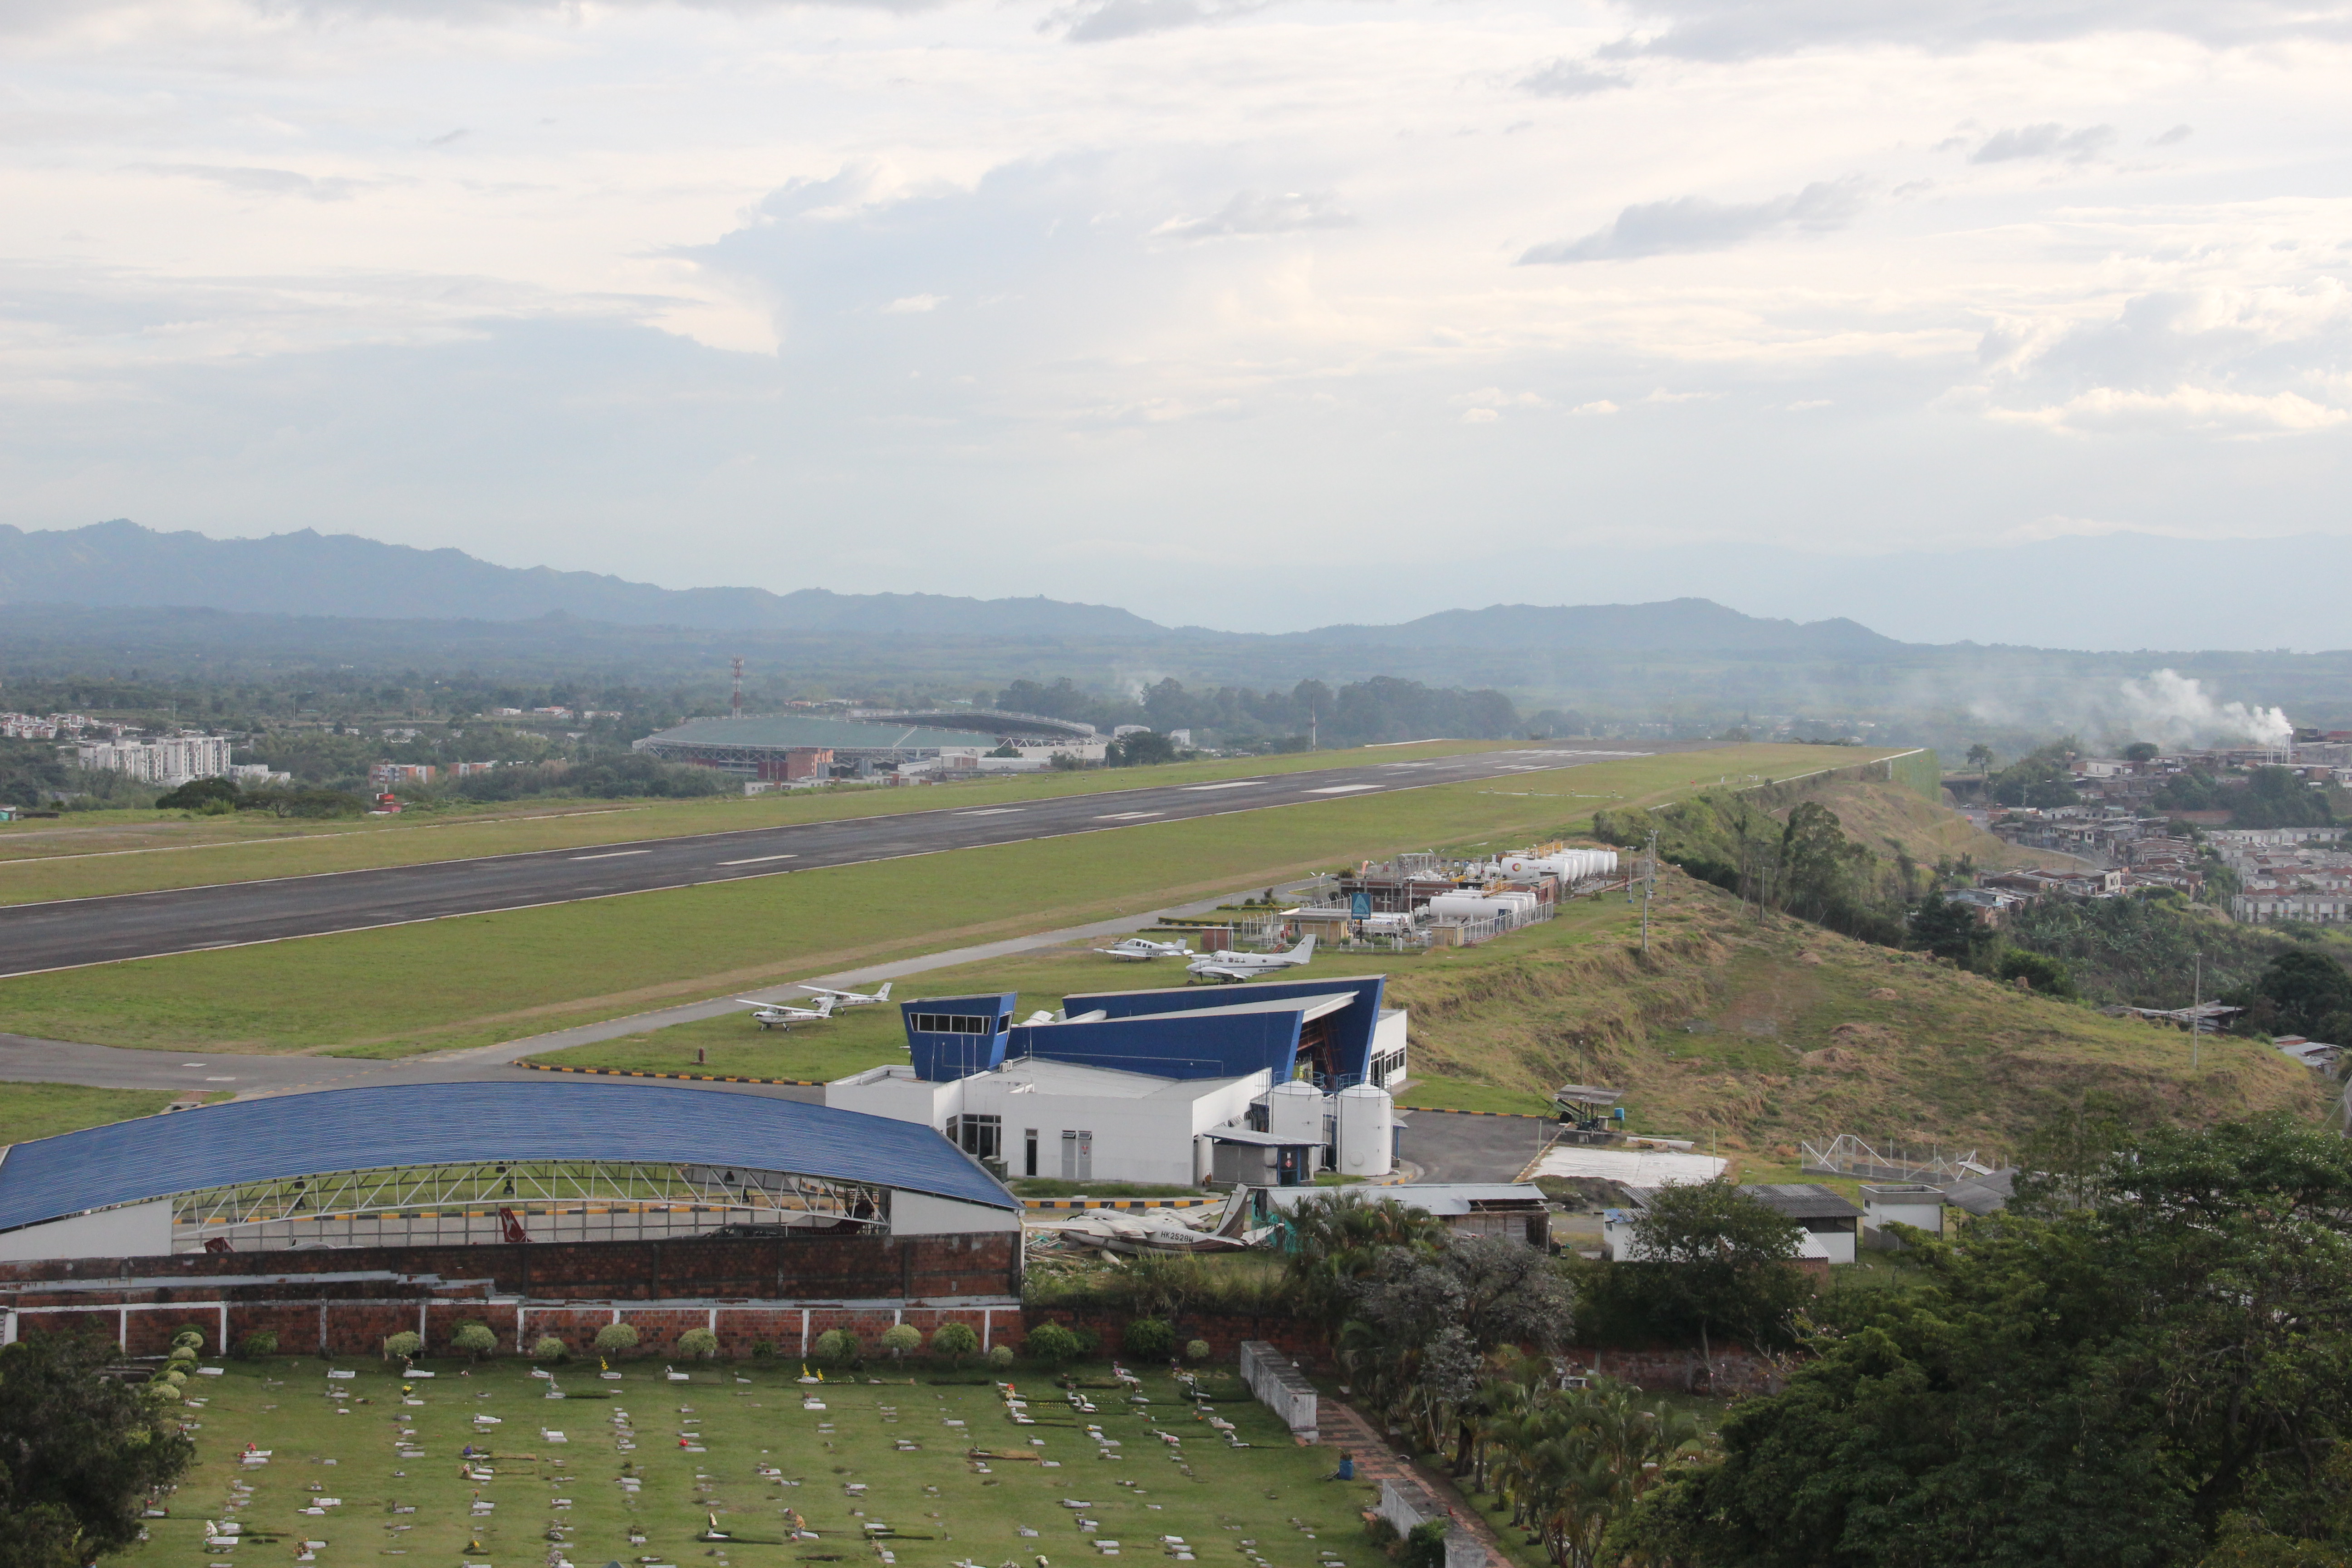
top-left (1518, 177), bottom-right (1867, 263)
top-left (2151, 123), bottom-right (2194, 146)
top-left (1519, 58), bottom-right (1629, 97)
top-left (1052, 0), bottom-right (1269, 43)
top-left (882, 293), bottom-right (945, 313)
top-left (1989, 385), bottom-right (2349, 437)
top-left (133, 164), bottom-right (374, 201)
top-left (1589, 0), bottom-right (2352, 64)
top-left (426, 128), bottom-right (469, 148)
top-left (1151, 190), bottom-right (1354, 240)
top-left (1569, 400), bottom-right (1618, 415)
top-left (1970, 122), bottom-right (2115, 163)
top-left (1459, 407), bottom-right (1499, 422)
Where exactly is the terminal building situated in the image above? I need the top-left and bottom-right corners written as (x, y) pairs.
top-left (0, 1083), bottom-right (1021, 1358)
top-left (827, 977), bottom-right (1409, 1188)
top-left (632, 709), bottom-right (1104, 781)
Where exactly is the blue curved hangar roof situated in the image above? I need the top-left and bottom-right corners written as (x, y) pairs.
top-left (0, 1081), bottom-right (1013, 1235)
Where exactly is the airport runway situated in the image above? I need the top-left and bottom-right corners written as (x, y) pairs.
top-left (0, 747), bottom-right (1661, 979)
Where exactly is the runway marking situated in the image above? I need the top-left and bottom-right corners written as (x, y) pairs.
top-left (715, 854), bottom-right (799, 867)
top-left (204, 1076), bottom-right (237, 1082)
top-left (1303, 784), bottom-right (1383, 794)
top-left (956, 809), bottom-right (1024, 817)
top-left (569, 850), bottom-right (652, 860)
top-left (1180, 780), bottom-right (1266, 791)
top-left (1095, 811), bottom-right (1165, 821)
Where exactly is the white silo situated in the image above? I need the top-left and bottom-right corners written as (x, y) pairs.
top-left (1266, 1079), bottom-right (1328, 1143)
top-left (1335, 1085), bottom-right (1395, 1177)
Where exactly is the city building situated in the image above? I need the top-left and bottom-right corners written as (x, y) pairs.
top-left (74, 735), bottom-right (234, 785)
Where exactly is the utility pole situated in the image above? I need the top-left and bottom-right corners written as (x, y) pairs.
top-left (2191, 950), bottom-right (2203, 1072)
top-left (1642, 828), bottom-right (1659, 954)
top-left (730, 656), bottom-right (745, 721)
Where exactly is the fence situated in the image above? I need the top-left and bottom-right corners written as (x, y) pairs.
top-left (1237, 1339), bottom-right (1318, 1440)
top-left (1801, 1134), bottom-right (1991, 1184)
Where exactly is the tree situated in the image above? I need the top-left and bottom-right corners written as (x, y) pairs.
top-left (986, 1344), bottom-right (1017, 1372)
top-left (1995, 946), bottom-right (2076, 997)
top-left (1281, 1191), bottom-right (1450, 1330)
top-left (237, 1330), bottom-right (278, 1360)
top-left (1022, 1323), bottom-right (1081, 1366)
top-left (1184, 1340), bottom-right (1210, 1362)
top-left (154, 777), bottom-right (239, 811)
top-left (0, 1332), bottom-right (196, 1568)
top-left (2124, 742), bottom-right (2160, 763)
top-left (877, 1324), bottom-right (921, 1362)
top-left (531, 1336), bottom-right (568, 1363)
top-left (1909, 892), bottom-right (1992, 968)
top-left (2253, 949), bottom-right (2352, 1042)
top-left (1989, 745), bottom-right (2082, 808)
top-left (1109, 732), bottom-right (1178, 767)
top-left (381, 1331), bottom-right (421, 1362)
top-left (593, 1323), bottom-right (639, 1357)
top-left (929, 1323), bottom-right (978, 1367)
top-left (1121, 1318), bottom-right (1175, 1361)
top-left (813, 1328), bottom-right (860, 1368)
top-left (1585, 1178), bottom-right (1807, 1365)
top-left (1622, 1120), bottom-right (2352, 1568)
top-left (675, 1328), bottom-right (720, 1361)
top-left (449, 1322), bottom-right (498, 1361)
top-left (1965, 743), bottom-right (1996, 771)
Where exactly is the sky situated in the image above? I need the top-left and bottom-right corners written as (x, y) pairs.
top-left (3, 0), bottom-right (2351, 633)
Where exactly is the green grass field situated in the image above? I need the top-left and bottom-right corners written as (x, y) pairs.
top-left (129, 1357), bottom-right (1379, 1568)
top-left (0, 746), bottom-right (1875, 1059)
top-left (0, 1081), bottom-right (194, 1144)
top-left (0, 741), bottom-right (1536, 906)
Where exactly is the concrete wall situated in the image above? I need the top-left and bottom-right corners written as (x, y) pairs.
top-left (0, 1200), bottom-right (171, 1262)
top-left (890, 1193), bottom-right (1022, 1237)
top-left (1237, 1339), bottom-right (1318, 1440)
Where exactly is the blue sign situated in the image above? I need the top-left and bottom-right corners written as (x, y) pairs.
top-left (1350, 892), bottom-right (1371, 918)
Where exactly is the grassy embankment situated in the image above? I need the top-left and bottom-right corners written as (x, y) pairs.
top-left (0, 740), bottom-right (1526, 906)
top-left (0, 1082), bottom-right (192, 1143)
top-left (537, 775), bottom-right (2321, 1169)
top-left (0, 745), bottom-right (1867, 1059)
top-left (120, 1357), bottom-right (1379, 1568)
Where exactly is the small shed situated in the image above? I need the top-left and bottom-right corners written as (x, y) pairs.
top-left (1860, 1183), bottom-right (1945, 1250)
top-left (1738, 1183), bottom-right (1864, 1265)
top-left (1203, 1126), bottom-right (1322, 1188)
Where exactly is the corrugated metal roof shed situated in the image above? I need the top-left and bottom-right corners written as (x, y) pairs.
top-left (0, 1082), bottom-right (1012, 1234)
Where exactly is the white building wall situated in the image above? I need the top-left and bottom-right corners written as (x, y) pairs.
top-left (0, 1200), bottom-right (173, 1262)
top-left (825, 1067), bottom-right (964, 1129)
top-left (960, 1072), bottom-right (1265, 1186)
top-left (888, 1192), bottom-right (1023, 1236)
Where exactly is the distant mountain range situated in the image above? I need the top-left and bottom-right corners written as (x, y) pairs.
top-left (0, 521), bottom-right (1897, 653)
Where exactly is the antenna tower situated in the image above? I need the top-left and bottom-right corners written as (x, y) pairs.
top-left (730, 656), bottom-right (745, 720)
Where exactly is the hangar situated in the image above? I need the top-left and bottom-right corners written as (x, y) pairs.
top-left (0, 1081), bottom-right (1017, 1262)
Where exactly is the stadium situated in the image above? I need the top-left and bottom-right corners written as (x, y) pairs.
top-left (0, 1082), bottom-right (1021, 1359)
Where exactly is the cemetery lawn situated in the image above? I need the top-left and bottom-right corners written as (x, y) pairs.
top-left (127, 1357), bottom-right (1382, 1568)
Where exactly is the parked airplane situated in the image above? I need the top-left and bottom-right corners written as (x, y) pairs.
top-left (1104, 936), bottom-right (1193, 961)
top-left (1185, 935), bottom-right (1316, 984)
top-left (733, 995), bottom-right (836, 1030)
top-left (800, 980), bottom-right (894, 1008)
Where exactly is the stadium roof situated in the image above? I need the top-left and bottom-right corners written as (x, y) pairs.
top-left (0, 1082), bottom-right (1014, 1234)
top-left (637, 715), bottom-right (1004, 751)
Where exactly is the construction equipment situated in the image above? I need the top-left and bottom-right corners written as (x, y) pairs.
top-left (1551, 1084), bottom-right (1628, 1144)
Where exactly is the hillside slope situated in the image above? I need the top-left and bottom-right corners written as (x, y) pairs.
top-left (1391, 867), bottom-right (2320, 1163)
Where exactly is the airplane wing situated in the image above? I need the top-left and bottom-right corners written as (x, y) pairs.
top-left (799, 986), bottom-right (858, 1001)
top-left (1186, 964), bottom-right (1252, 982)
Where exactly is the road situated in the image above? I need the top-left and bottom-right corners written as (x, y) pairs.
top-left (0, 747), bottom-right (1656, 979)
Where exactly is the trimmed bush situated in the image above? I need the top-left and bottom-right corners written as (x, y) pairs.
top-left (879, 1324), bottom-right (922, 1362)
top-left (171, 1328), bottom-right (206, 1352)
top-left (813, 1328), bottom-right (860, 1368)
top-left (450, 1322), bottom-right (499, 1361)
top-left (166, 1345), bottom-right (199, 1367)
top-left (532, 1336), bottom-right (569, 1363)
top-left (1185, 1340), bottom-right (1211, 1362)
top-left (239, 1330), bottom-right (280, 1361)
top-left (676, 1328), bottom-right (720, 1361)
top-left (1024, 1323), bottom-right (1081, 1366)
top-left (931, 1323), bottom-right (979, 1367)
top-left (1122, 1318), bottom-right (1175, 1360)
top-left (987, 1344), bottom-right (1016, 1371)
top-left (381, 1331), bottom-right (421, 1362)
top-left (593, 1323), bottom-right (640, 1357)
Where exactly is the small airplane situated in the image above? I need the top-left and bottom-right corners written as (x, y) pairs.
top-left (799, 980), bottom-right (894, 1009)
top-left (1103, 936), bottom-right (1193, 961)
top-left (733, 995), bottom-right (836, 1030)
top-left (1185, 934), bottom-right (1316, 984)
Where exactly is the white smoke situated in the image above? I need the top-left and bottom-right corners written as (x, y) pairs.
top-left (2114, 668), bottom-right (2293, 748)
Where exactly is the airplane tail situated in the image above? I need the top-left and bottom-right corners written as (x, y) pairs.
top-left (874, 982), bottom-right (893, 1001)
top-left (815, 997), bottom-right (836, 1018)
top-left (1286, 934), bottom-right (1317, 962)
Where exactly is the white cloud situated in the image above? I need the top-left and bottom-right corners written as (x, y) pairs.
top-left (1459, 406), bottom-right (1499, 422)
top-left (1569, 400), bottom-right (1619, 415)
top-left (1969, 122), bottom-right (2115, 163)
top-left (1150, 190), bottom-right (1353, 240)
top-left (1988, 385), bottom-right (2349, 436)
top-left (882, 293), bottom-right (946, 313)
top-left (1520, 177), bottom-right (1870, 264)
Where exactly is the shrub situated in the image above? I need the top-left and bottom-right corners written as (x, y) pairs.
top-left (751, 1341), bottom-right (776, 1362)
top-left (593, 1323), bottom-right (639, 1357)
top-left (166, 1345), bottom-right (199, 1366)
top-left (381, 1331), bottom-right (421, 1362)
top-left (676, 1328), bottom-right (720, 1361)
top-left (1024, 1323), bottom-right (1081, 1366)
top-left (532, 1336), bottom-right (569, 1363)
top-left (1402, 1522), bottom-right (1448, 1568)
top-left (1186, 1340), bottom-right (1211, 1362)
top-left (1122, 1318), bottom-right (1175, 1360)
top-left (987, 1344), bottom-right (1016, 1371)
top-left (813, 1328), bottom-right (860, 1368)
top-left (170, 1328), bottom-right (207, 1352)
top-left (931, 1323), bottom-right (980, 1367)
top-left (450, 1322), bottom-right (499, 1361)
top-left (879, 1324), bottom-right (922, 1362)
top-left (161, 1368), bottom-right (187, 1387)
top-left (238, 1330), bottom-right (279, 1360)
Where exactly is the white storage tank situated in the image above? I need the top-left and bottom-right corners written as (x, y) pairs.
top-left (1266, 1079), bottom-right (1328, 1143)
top-left (1334, 1085), bottom-right (1395, 1177)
